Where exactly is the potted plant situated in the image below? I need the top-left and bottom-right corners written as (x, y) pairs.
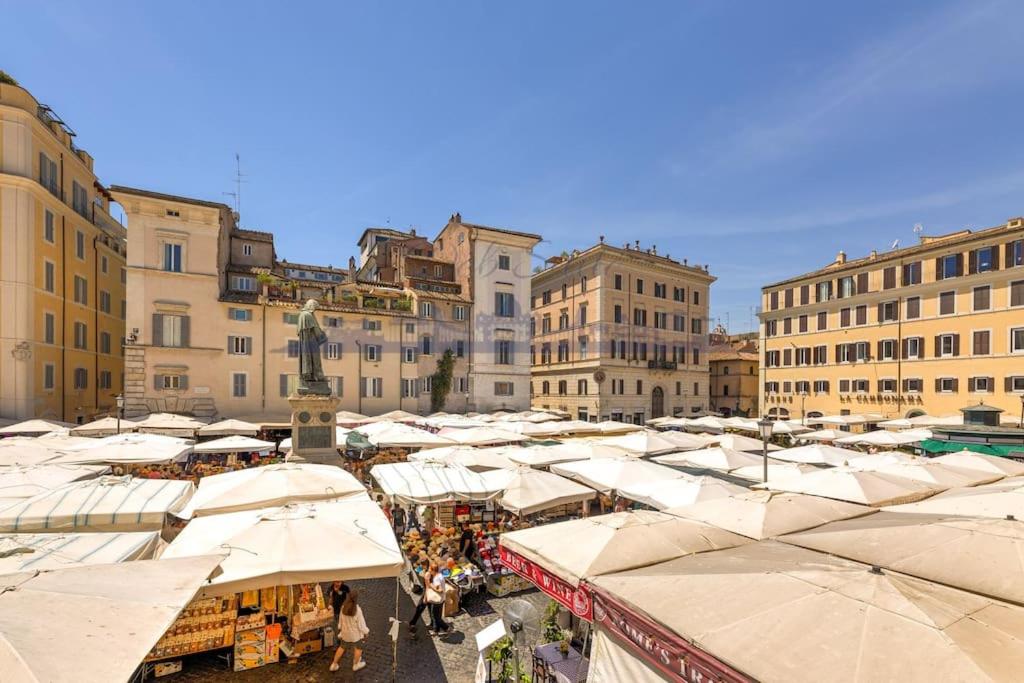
top-left (558, 629), bottom-right (572, 657)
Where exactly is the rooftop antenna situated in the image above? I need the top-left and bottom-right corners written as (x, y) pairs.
top-left (913, 223), bottom-right (923, 238)
top-left (890, 239), bottom-right (900, 250)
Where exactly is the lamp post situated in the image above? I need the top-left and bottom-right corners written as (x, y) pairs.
top-left (800, 391), bottom-right (808, 426)
top-left (115, 394), bottom-right (125, 435)
top-left (757, 417), bottom-right (773, 484)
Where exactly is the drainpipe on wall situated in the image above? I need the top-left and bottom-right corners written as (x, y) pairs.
top-left (356, 340), bottom-right (362, 413)
top-left (92, 235), bottom-right (99, 416)
top-left (60, 215), bottom-right (67, 422)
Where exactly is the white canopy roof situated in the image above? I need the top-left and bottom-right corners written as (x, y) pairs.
top-left (703, 433), bottom-right (783, 453)
top-left (370, 461), bottom-right (505, 504)
top-left (408, 445), bottom-right (520, 471)
top-left (0, 442), bottom-right (64, 467)
top-left (0, 419), bottom-right (75, 436)
top-left (928, 452), bottom-right (1024, 476)
top-left (667, 490), bottom-right (874, 540)
top-left (499, 510), bottom-right (749, 588)
top-left (507, 442), bottom-right (631, 466)
top-left (885, 476), bottom-right (1024, 518)
top-left (590, 541), bottom-right (1024, 682)
top-left (513, 419), bottom-right (602, 438)
top-left (192, 435), bottom-right (276, 454)
top-left (280, 426), bottom-right (350, 450)
top-left (70, 416), bottom-right (138, 436)
top-left (655, 430), bottom-right (712, 450)
top-left (807, 414), bottom-right (870, 426)
top-left (794, 428), bottom-right (847, 442)
top-left (0, 476), bottom-right (194, 533)
top-left (49, 433), bottom-right (193, 466)
top-left (870, 461), bottom-right (1002, 487)
top-left (759, 466), bottom-right (946, 506)
top-left (480, 467), bottom-right (596, 516)
top-left (843, 451), bottom-right (923, 470)
top-left (592, 420), bottom-right (644, 434)
top-left (617, 476), bottom-right (746, 511)
top-left (550, 458), bottom-right (687, 495)
top-left (731, 462), bottom-right (817, 482)
top-left (0, 464), bottom-right (108, 500)
top-left (437, 426), bottom-right (527, 446)
top-left (197, 418), bottom-right (261, 437)
top-left (358, 422), bottom-right (452, 448)
top-left (835, 430), bottom-right (924, 446)
top-left (0, 531), bottom-right (160, 572)
top-left (769, 443), bottom-right (856, 466)
top-left (335, 410), bottom-right (369, 424)
top-left (162, 499), bottom-right (402, 596)
top-left (0, 555), bottom-right (224, 683)
top-left (358, 409), bottom-right (420, 424)
top-left (654, 446), bottom-right (766, 472)
top-left (133, 412), bottom-right (208, 435)
top-left (177, 463), bottom-right (366, 518)
top-left (878, 414), bottom-right (963, 428)
top-left (590, 430), bottom-right (684, 456)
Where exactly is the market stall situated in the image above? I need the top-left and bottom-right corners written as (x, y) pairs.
top-left (70, 415), bottom-right (138, 437)
top-left (0, 475), bottom-right (194, 533)
top-left (197, 419), bottom-right (261, 438)
top-left (0, 463), bottom-right (108, 500)
top-left (0, 531), bottom-right (161, 572)
top-left (133, 412), bottom-right (208, 437)
top-left (0, 418), bottom-right (75, 437)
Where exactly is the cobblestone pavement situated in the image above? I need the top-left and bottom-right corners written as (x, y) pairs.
top-left (164, 574), bottom-right (549, 683)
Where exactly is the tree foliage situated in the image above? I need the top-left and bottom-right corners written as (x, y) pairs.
top-left (0, 71), bottom-right (18, 86)
top-left (430, 348), bottom-right (455, 413)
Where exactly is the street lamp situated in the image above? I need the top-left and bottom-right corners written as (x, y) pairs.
top-left (800, 391), bottom-right (808, 426)
top-left (757, 417), bottom-right (773, 483)
top-left (115, 394), bottom-right (125, 435)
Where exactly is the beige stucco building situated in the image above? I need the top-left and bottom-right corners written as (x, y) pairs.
top-left (760, 217), bottom-right (1024, 422)
top-left (708, 328), bottom-right (759, 417)
top-left (111, 188), bottom-right (534, 418)
top-left (0, 81), bottom-right (126, 422)
top-left (530, 241), bottom-right (715, 423)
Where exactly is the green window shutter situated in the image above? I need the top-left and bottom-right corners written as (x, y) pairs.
top-left (154, 374), bottom-right (164, 390)
top-left (180, 316), bottom-right (191, 347)
top-left (152, 314), bottom-right (163, 347)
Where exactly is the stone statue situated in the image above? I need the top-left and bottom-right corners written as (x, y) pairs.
top-left (296, 299), bottom-right (330, 395)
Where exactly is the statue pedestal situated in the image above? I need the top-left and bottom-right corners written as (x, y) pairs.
top-left (287, 394), bottom-right (342, 466)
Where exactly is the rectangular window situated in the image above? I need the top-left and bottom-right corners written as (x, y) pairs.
top-left (228, 335), bottom-right (250, 355)
top-left (840, 308), bottom-right (850, 328)
top-left (579, 305), bottom-right (588, 326)
top-left (421, 335), bottom-right (432, 356)
top-left (229, 308), bottom-right (252, 321)
top-left (495, 292), bottom-right (515, 317)
top-left (363, 319), bottom-right (381, 331)
top-left (902, 261), bottom-right (922, 286)
top-left (420, 301), bottom-right (433, 318)
top-left (880, 301), bottom-right (898, 322)
top-left (1010, 376), bottom-right (1024, 393)
top-left (799, 285), bottom-right (809, 305)
top-left (636, 279), bottom-right (644, 295)
top-left (906, 337), bottom-right (921, 359)
top-left (838, 276), bottom-right (855, 298)
top-left (614, 274), bottom-right (623, 290)
top-left (361, 377), bottom-right (383, 398)
top-left (816, 311), bottom-right (827, 331)
top-left (43, 210), bottom-right (55, 243)
top-left (72, 181), bottom-right (89, 218)
top-left (73, 322), bottom-right (87, 350)
top-left (654, 312), bottom-right (667, 329)
top-left (879, 339), bottom-right (895, 360)
top-left (100, 255), bottom-right (108, 274)
top-left (633, 308), bottom-right (647, 327)
top-left (855, 305), bottom-right (867, 326)
top-left (162, 375), bottom-right (183, 390)
top-left (854, 379), bottom-right (869, 393)
top-left (973, 247), bottom-right (995, 273)
top-left (44, 261), bottom-right (56, 293)
top-left (401, 378), bottom-right (417, 398)
top-left (784, 289), bottom-right (793, 308)
top-left (366, 345), bottom-right (381, 362)
top-left (970, 376), bottom-right (992, 393)
top-left (905, 297), bottom-right (921, 319)
top-left (904, 378), bottom-right (923, 393)
top-left (879, 379), bottom-right (896, 393)
top-left (882, 267), bottom-right (896, 290)
top-left (495, 381), bottom-right (514, 396)
top-left (495, 340), bottom-right (513, 365)
top-left (44, 313), bottom-right (55, 344)
top-left (453, 305), bottom-right (466, 321)
top-left (100, 332), bottom-right (111, 354)
top-left (73, 367), bottom-right (88, 390)
top-left (973, 286), bottom-right (991, 311)
top-left (1008, 241), bottom-right (1023, 268)
top-left (283, 313), bottom-right (299, 325)
top-left (39, 153), bottom-right (58, 195)
top-left (287, 340), bottom-right (300, 358)
top-left (498, 254), bottom-right (510, 270)
top-left (855, 341), bottom-right (870, 362)
top-left (456, 340), bottom-right (465, 358)
top-left (770, 292), bottom-right (779, 310)
top-left (231, 275), bottom-right (256, 291)
top-left (232, 373), bottom-right (247, 398)
top-left (75, 230), bottom-right (85, 260)
top-left (163, 243), bottom-right (182, 272)
top-left (798, 315), bottom-right (808, 333)
top-left (73, 275), bottom-right (88, 305)
top-left (816, 281), bottom-right (833, 302)
top-left (939, 291), bottom-right (956, 315)
top-left (1010, 280), bottom-right (1024, 308)
top-left (691, 318), bottom-right (702, 334)
top-left (813, 380), bottom-right (829, 394)
top-left (160, 315), bottom-right (186, 348)
top-left (938, 377), bottom-right (957, 393)
top-left (1012, 328), bottom-right (1024, 354)
top-left (579, 336), bottom-right (588, 359)
top-left (838, 379), bottom-right (850, 394)
top-left (99, 291), bottom-right (111, 314)
top-left (938, 254), bottom-right (961, 280)
top-left (939, 334), bottom-right (958, 357)
top-left (403, 347), bottom-right (416, 363)
top-left (43, 363), bottom-right (55, 390)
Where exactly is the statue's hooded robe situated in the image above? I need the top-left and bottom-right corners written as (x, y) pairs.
top-left (297, 305), bottom-right (327, 383)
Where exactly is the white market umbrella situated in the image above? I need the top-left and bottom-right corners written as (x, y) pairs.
top-left (588, 541), bottom-right (1024, 682)
top-left (654, 446), bottom-right (766, 472)
top-left (70, 416), bottom-right (138, 437)
top-left (835, 430), bottom-right (923, 447)
top-left (845, 451), bottom-right (923, 470)
top-left (667, 490), bottom-right (874, 539)
top-left (645, 416), bottom-right (677, 427)
top-left (49, 433), bottom-right (193, 466)
top-left (769, 443), bottom-right (856, 466)
top-left (192, 435), bottom-right (275, 454)
top-left (0, 555), bottom-right (224, 683)
top-left (361, 423), bottom-right (453, 449)
top-left (177, 463), bottom-right (366, 518)
top-left (0, 419), bottom-right (74, 436)
top-left (885, 477), bottom-right (1024, 518)
top-left (590, 430), bottom-right (682, 456)
top-left (687, 416), bottom-right (730, 431)
top-left (370, 461), bottom-right (504, 504)
top-left (550, 458), bottom-right (687, 495)
top-left (510, 442), bottom-right (632, 466)
top-left (197, 418), bottom-right (260, 437)
top-left (760, 466), bottom-right (946, 506)
top-left (795, 428), bottom-right (846, 442)
top-left (358, 410), bottom-right (420, 424)
top-left (132, 412), bottom-right (207, 436)
top-left (807, 414), bottom-right (868, 426)
top-left (437, 426), bottom-right (527, 446)
top-left (499, 510), bottom-right (749, 588)
top-left (649, 430), bottom-right (710, 451)
top-left (780, 511), bottom-right (1024, 605)
top-left (0, 442), bottom-right (65, 467)
top-left (516, 420), bottom-right (602, 438)
top-left (336, 410), bottom-right (369, 425)
top-left (770, 421), bottom-right (813, 436)
top-left (929, 452), bottom-right (1024, 477)
top-left (731, 462), bottom-right (817, 482)
top-left (0, 531), bottom-right (160, 572)
top-left (162, 499), bottom-right (402, 596)
top-left (482, 467), bottom-right (596, 516)
top-left (704, 433), bottom-right (782, 453)
top-left (617, 476), bottom-right (746, 511)
top-left (0, 476), bottom-right (194, 533)
top-left (0, 464), bottom-right (108, 500)
top-left (870, 461), bottom-right (1001, 487)
top-left (408, 445), bottom-right (519, 471)
top-left (593, 420), bottom-right (644, 434)
top-left (721, 417), bottom-right (759, 431)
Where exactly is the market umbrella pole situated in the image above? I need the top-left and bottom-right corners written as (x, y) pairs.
top-left (393, 576), bottom-right (399, 683)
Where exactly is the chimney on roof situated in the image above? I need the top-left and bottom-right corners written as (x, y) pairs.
top-left (683, 258), bottom-right (688, 265)
top-left (410, 228), bottom-right (416, 236)
top-left (651, 245), bottom-right (657, 255)
top-left (599, 235), bottom-right (605, 243)
top-left (348, 256), bottom-right (356, 282)
top-left (634, 240), bottom-right (640, 250)
top-left (869, 249), bottom-right (877, 259)
top-left (624, 243), bottom-right (630, 250)
top-left (836, 250), bottom-right (847, 265)
top-left (453, 212), bottom-right (462, 223)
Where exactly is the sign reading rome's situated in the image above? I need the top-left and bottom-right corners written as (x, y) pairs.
top-left (498, 545), bottom-right (592, 621)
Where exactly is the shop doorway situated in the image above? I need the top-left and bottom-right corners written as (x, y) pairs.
top-left (651, 386), bottom-right (665, 418)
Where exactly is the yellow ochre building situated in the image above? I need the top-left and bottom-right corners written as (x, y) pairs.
top-left (760, 217), bottom-right (1024, 422)
top-left (0, 78), bottom-right (126, 422)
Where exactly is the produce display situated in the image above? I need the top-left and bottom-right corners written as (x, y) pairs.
top-left (146, 597), bottom-right (237, 661)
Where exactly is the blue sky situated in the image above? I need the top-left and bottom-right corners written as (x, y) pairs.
top-left (6, 1), bottom-right (1024, 332)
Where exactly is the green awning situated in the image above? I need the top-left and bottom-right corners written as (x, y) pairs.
top-left (920, 439), bottom-right (1023, 456)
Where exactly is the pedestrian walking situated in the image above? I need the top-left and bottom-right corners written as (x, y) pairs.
top-left (328, 580), bottom-right (350, 621)
top-left (421, 504), bottom-right (435, 534)
top-left (407, 560), bottom-right (434, 635)
top-left (330, 590), bottom-right (369, 672)
top-left (392, 505), bottom-right (406, 537)
top-left (426, 563), bottom-right (450, 634)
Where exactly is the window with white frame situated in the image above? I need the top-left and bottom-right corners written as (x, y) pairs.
top-left (44, 261), bottom-right (56, 293)
top-left (853, 379), bottom-right (869, 393)
top-left (325, 342), bottom-right (341, 360)
top-left (243, 243), bottom-right (253, 256)
top-left (905, 378), bottom-right (923, 393)
top-left (495, 339), bottom-right (513, 365)
top-left (163, 243), bottom-right (183, 272)
top-left (453, 305), bottom-right (466, 321)
top-left (231, 275), bottom-right (256, 292)
top-left (879, 378), bottom-right (896, 393)
top-left (495, 381), bottom-right (514, 396)
top-left (495, 292), bottom-right (515, 317)
top-left (813, 380), bottom-right (829, 394)
top-left (1010, 376), bottom-right (1024, 393)
top-left (420, 301), bottom-right (433, 318)
top-left (1012, 328), bottom-right (1024, 354)
top-left (855, 341), bottom-right (869, 362)
top-left (73, 322), bottom-right (87, 350)
top-left (365, 344), bottom-right (381, 362)
top-left (880, 339), bottom-right (895, 360)
top-left (578, 336), bottom-right (588, 359)
top-left (361, 377), bottom-right (383, 398)
top-left (403, 347), bottom-right (416, 363)
top-left (939, 334), bottom-right (956, 357)
top-left (73, 367), bottom-right (88, 390)
top-left (970, 376), bottom-right (991, 393)
top-left (457, 377), bottom-right (467, 393)
top-left (364, 319), bottom-right (382, 331)
top-left (163, 375), bottom-right (182, 390)
top-left (421, 335), bottom-right (432, 355)
top-left (498, 254), bottom-right (510, 270)
top-left (906, 337), bottom-right (921, 359)
top-left (402, 378), bottom-right (418, 398)
top-left (229, 308), bottom-right (252, 321)
top-left (939, 377), bottom-right (957, 393)
top-left (422, 376), bottom-right (433, 393)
